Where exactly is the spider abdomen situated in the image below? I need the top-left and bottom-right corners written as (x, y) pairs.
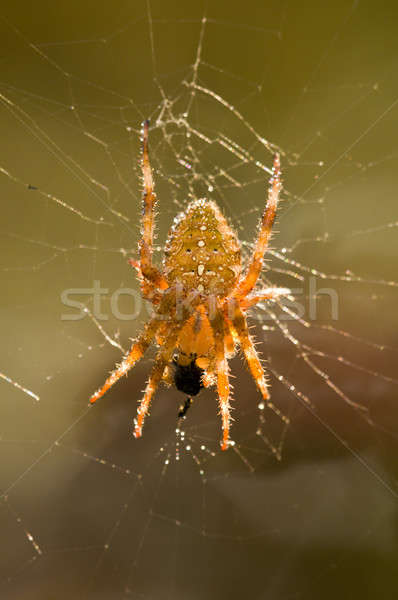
top-left (164, 199), bottom-right (241, 296)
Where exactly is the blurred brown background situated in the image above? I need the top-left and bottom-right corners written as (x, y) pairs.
top-left (1, 0), bottom-right (398, 598)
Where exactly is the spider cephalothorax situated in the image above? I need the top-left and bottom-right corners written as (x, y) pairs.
top-left (89, 120), bottom-right (290, 449)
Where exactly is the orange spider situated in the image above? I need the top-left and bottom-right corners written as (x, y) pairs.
top-left (90, 121), bottom-right (290, 450)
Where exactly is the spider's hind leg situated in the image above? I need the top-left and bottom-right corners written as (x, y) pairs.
top-left (128, 258), bottom-right (162, 303)
top-left (235, 154), bottom-right (281, 298)
top-left (139, 120), bottom-right (168, 291)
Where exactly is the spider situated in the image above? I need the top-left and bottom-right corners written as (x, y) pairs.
top-left (89, 120), bottom-right (290, 450)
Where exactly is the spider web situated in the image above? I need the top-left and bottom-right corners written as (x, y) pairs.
top-left (1, 0), bottom-right (398, 598)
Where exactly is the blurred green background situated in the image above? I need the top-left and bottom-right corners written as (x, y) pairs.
top-left (1, 1), bottom-right (398, 598)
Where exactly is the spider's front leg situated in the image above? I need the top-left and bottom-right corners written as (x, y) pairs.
top-left (134, 324), bottom-right (181, 439)
top-left (230, 302), bottom-right (289, 425)
top-left (90, 287), bottom-right (180, 405)
top-left (139, 120), bottom-right (168, 292)
top-left (213, 312), bottom-right (233, 450)
top-left (89, 317), bottom-right (161, 404)
top-left (227, 302), bottom-right (271, 402)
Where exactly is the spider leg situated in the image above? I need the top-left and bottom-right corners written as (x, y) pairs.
top-left (235, 154), bottom-right (281, 298)
top-left (229, 304), bottom-right (270, 402)
top-left (213, 313), bottom-right (233, 450)
top-left (139, 120), bottom-right (168, 291)
top-left (240, 287), bottom-right (291, 310)
top-left (223, 319), bottom-right (236, 357)
top-left (133, 328), bottom-right (179, 438)
top-left (128, 258), bottom-right (162, 303)
top-left (89, 317), bottom-right (160, 404)
top-left (202, 371), bottom-right (216, 388)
